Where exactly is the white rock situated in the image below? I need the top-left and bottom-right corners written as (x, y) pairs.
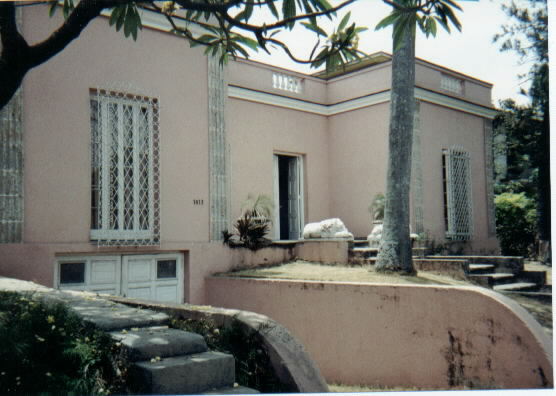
top-left (367, 224), bottom-right (419, 247)
top-left (367, 223), bottom-right (383, 247)
top-left (302, 218), bottom-right (353, 239)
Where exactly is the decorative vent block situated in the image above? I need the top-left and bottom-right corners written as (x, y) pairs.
top-left (272, 72), bottom-right (303, 93)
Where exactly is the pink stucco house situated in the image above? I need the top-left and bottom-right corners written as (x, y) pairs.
top-left (0, 5), bottom-right (499, 304)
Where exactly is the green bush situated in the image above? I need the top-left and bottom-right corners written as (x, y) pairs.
top-left (171, 317), bottom-right (288, 393)
top-left (0, 291), bottom-right (129, 395)
top-left (495, 192), bottom-right (537, 257)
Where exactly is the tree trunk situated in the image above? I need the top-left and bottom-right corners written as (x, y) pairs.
top-left (375, 22), bottom-right (415, 274)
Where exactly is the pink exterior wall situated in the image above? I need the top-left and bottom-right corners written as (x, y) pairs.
top-left (206, 277), bottom-right (553, 390)
top-left (0, 5), bottom-right (499, 300)
top-left (227, 99), bottom-right (331, 226)
top-left (415, 61), bottom-right (492, 106)
top-left (419, 102), bottom-right (498, 252)
top-left (228, 59), bottom-right (327, 103)
top-left (327, 103), bottom-right (390, 237)
top-left (22, 5), bottom-right (211, 246)
top-left (326, 64), bottom-right (392, 103)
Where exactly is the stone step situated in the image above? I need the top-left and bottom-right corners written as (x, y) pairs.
top-left (110, 326), bottom-right (208, 362)
top-left (203, 386), bottom-right (260, 394)
top-left (468, 273), bottom-right (516, 287)
top-left (350, 247), bottom-right (379, 259)
top-left (493, 282), bottom-right (539, 292)
top-left (130, 351), bottom-right (235, 394)
top-left (66, 297), bottom-right (170, 331)
top-left (352, 239), bottom-right (369, 246)
top-left (468, 264), bottom-right (496, 274)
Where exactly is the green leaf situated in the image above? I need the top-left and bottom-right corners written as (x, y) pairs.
top-left (115, 5), bottom-right (127, 31)
top-left (376, 12), bottom-right (399, 31)
top-left (338, 11), bottom-right (351, 32)
top-left (231, 42), bottom-right (250, 58)
top-left (301, 22), bottom-right (327, 37)
top-left (313, 0), bottom-right (332, 12)
top-left (49, 1), bottom-right (57, 17)
top-left (238, 36), bottom-right (259, 51)
top-left (282, 0), bottom-right (296, 28)
top-left (441, 4), bottom-right (462, 31)
top-left (267, 0), bottom-right (279, 19)
top-left (123, 5), bottom-right (136, 38)
top-left (109, 6), bottom-right (122, 27)
top-left (62, 0), bottom-right (74, 19)
top-left (441, 0), bottom-right (462, 12)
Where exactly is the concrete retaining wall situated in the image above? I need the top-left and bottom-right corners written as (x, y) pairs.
top-left (294, 240), bottom-right (350, 265)
top-left (206, 277), bottom-right (553, 390)
top-left (413, 259), bottom-right (469, 280)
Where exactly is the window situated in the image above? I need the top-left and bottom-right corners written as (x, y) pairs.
top-left (60, 262), bottom-right (85, 284)
top-left (442, 147), bottom-right (473, 240)
top-left (90, 90), bottom-right (160, 245)
top-left (157, 259), bottom-right (177, 279)
top-left (440, 74), bottom-right (464, 95)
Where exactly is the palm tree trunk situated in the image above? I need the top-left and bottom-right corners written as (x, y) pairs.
top-left (375, 22), bottom-right (416, 274)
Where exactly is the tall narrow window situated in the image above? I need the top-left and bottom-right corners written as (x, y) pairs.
top-left (443, 147), bottom-right (473, 240)
top-left (90, 90), bottom-right (160, 245)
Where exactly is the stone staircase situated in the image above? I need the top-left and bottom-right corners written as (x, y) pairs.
top-left (65, 295), bottom-right (258, 395)
top-left (452, 256), bottom-right (546, 293)
top-left (348, 241), bottom-right (547, 293)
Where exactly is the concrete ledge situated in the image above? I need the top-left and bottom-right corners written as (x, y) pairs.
top-left (206, 277), bottom-right (553, 390)
top-left (106, 296), bottom-right (328, 393)
top-left (429, 256), bottom-right (524, 274)
top-left (414, 259), bottom-right (470, 280)
top-left (294, 239), bottom-right (350, 265)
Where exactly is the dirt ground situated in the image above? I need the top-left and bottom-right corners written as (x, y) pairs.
top-left (225, 260), bottom-right (553, 337)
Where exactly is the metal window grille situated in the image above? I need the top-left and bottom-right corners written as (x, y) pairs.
top-left (440, 74), bottom-right (464, 95)
top-left (443, 146), bottom-right (473, 240)
top-left (0, 89), bottom-right (23, 243)
top-left (90, 89), bottom-right (160, 246)
top-left (272, 72), bottom-right (303, 93)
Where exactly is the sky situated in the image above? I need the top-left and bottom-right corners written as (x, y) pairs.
top-left (246, 0), bottom-right (539, 107)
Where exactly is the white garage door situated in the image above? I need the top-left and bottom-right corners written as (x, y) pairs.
top-left (55, 253), bottom-right (184, 303)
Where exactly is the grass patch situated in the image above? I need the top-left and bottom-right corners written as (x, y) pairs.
top-left (0, 291), bottom-right (130, 395)
top-left (223, 260), bottom-right (471, 286)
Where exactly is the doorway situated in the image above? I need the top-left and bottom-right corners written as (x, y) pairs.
top-left (273, 154), bottom-right (304, 240)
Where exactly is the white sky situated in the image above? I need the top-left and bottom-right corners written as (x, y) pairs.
top-left (246, 0), bottom-right (538, 107)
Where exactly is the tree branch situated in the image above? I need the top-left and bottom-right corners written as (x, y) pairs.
top-left (27, 0), bottom-right (119, 68)
top-left (221, 0), bottom-right (357, 34)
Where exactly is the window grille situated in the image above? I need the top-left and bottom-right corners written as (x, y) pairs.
top-left (443, 147), bottom-right (473, 240)
top-left (440, 74), bottom-right (464, 95)
top-left (272, 72), bottom-right (303, 93)
top-left (90, 89), bottom-right (160, 246)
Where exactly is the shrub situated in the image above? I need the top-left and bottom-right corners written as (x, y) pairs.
top-left (171, 317), bottom-right (288, 393)
top-left (223, 194), bottom-right (274, 251)
top-left (368, 193), bottom-right (385, 222)
top-left (0, 291), bottom-right (129, 395)
top-left (495, 192), bottom-right (537, 257)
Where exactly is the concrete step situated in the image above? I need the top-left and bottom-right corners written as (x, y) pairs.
top-left (468, 264), bottom-right (496, 274)
top-left (493, 282), bottom-right (539, 292)
top-left (468, 273), bottom-right (516, 287)
top-left (351, 247), bottom-right (379, 256)
top-left (352, 239), bottom-right (369, 247)
top-left (131, 351), bottom-right (235, 394)
top-left (203, 386), bottom-right (260, 394)
top-left (66, 298), bottom-right (170, 331)
top-left (110, 326), bottom-right (208, 362)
